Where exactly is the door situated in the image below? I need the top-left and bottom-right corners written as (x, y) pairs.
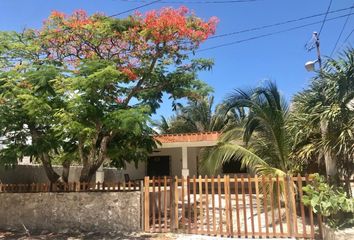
top-left (147, 156), bottom-right (170, 177)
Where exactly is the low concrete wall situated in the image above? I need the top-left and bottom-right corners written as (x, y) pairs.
top-left (0, 192), bottom-right (141, 232)
top-left (0, 165), bottom-right (123, 184)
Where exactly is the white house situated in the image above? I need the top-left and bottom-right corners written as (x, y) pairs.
top-left (113, 132), bottom-right (220, 181)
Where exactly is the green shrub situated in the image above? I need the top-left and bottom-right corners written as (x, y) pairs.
top-left (302, 174), bottom-right (354, 229)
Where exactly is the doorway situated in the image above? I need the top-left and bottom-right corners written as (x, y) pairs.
top-left (147, 156), bottom-right (170, 177)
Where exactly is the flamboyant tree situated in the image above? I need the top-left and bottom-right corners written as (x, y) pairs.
top-left (0, 7), bottom-right (218, 183)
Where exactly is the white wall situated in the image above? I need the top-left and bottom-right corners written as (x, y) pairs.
top-left (120, 161), bottom-right (146, 180)
top-left (121, 147), bottom-right (202, 179)
top-left (186, 147), bottom-right (199, 176)
top-left (149, 148), bottom-right (181, 177)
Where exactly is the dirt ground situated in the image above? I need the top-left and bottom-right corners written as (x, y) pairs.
top-left (0, 230), bottom-right (263, 240)
top-left (0, 230), bottom-right (173, 240)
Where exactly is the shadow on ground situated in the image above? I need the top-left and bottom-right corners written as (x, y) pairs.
top-left (0, 230), bottom-right (170, 240)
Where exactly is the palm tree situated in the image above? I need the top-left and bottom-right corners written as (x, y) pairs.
top-left (155, 96), bottom-right (238, 134)
top-left (290, 48), bottom-right (354, 190)
top-left (202, 81), bottom-right (296, 176)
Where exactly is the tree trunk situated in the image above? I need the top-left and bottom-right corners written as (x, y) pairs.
top-left (40, 153), bottom-right (60, 183)
top-left (61, 159), bottom-right (71, 183)
top-left (30, 126), bottom-right (60, 184)
top-left (79, 135), bottom-right (110, 183)
top-left (320, 119), bottom-right (339, 184)
top-left (79, 163), bottom-right (98, 183)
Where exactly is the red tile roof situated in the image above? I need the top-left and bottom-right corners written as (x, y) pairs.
top-left (154, 132), bottom-right (220, 143)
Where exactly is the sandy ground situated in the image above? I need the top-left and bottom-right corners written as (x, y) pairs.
top-left (0, 230), bottom-right (295, 240)
top-left (0, 230), bottom-right (159, 240)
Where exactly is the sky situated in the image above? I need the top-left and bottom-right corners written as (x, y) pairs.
top-left (0, 0), bottom-right (353, 120)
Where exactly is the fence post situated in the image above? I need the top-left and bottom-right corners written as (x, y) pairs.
top-left (140, 180), bottom-right (144, 231)
top-left (144, 176), bottom-right (150, 232)
top-left (174, 176), bottom-right (179, 231)
top-left (170, 176), bottom-right (175, 231)
top-left (317, 214), bottom-right (323, 239)
top-left (285, 175), bottom-right (295, 237)
top-left (171, 176), bottom-right (179, 231)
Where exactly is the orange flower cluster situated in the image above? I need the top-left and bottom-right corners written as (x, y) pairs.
top-left (120, 67), bottom-right (138, 80)
top-left (47, 9), bottom-right (93, 28)
top-left (50, 10), bottom-right (66, 19)
top-left (144, 7), bottom-right (218, 43)
top-left (40, 7), bottom-right (218, 78)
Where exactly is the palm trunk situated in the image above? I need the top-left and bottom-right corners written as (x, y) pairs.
top-left (320, 119), bottom-right (339, 185)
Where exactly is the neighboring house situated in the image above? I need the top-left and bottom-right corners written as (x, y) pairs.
top-left (0, 134), bottom-right (32, 165)
top-left (1, 132), bottom-right (246, 183)
top-left (119, 132), bottom-right (220, 180)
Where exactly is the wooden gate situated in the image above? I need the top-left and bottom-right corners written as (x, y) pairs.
top-left (143, 175), bottom-right (321, 238)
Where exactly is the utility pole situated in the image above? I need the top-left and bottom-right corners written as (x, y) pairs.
top-left (313, 32), bottom-right (322, 69)
top-left (304, 32), bottom-right (323, 72)
top-left (305, 31), bottom-right (338, 184)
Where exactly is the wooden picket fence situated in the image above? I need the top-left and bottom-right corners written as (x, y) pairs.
top-left (143, 175), bottom-right (321, 239)
top-left (0, 180), bottom-right (142, 193)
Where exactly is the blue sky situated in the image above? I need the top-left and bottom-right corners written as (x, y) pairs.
top-left (1, 0), bottom-right (353, 120)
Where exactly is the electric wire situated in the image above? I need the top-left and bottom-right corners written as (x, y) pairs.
top-left (39, 5), bottom-right (354, 40)
top-left (343, 27), bottom-right (354, 43)
top-left (330, 5), bottom-right (353, 57)
top-left (109, 0), bottom-right (162, 17)
top-left (120, 0), bottom-right (260, 4)
top-left (318, 0), bottom-right (333, 36)
top-left (210, 6), bottom-right (354, 39)
top-left (195, 12), bottom-right (354, 53)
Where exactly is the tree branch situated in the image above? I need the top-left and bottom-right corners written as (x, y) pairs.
top-left (123, 47), bottom-right (161, 107)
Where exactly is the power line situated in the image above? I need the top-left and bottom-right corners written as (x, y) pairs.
top-left (109, 0), bottom-right (162, 17)
top-left (318, 0), bottom-right (333, 35)
top-left (120, 0), bottom-right (260, 4)
top-left (334, 27), bottom-right (354, 56)
top-left (330, 5), bottom-right (353, 57)
top-left (36, 0), bottom-right (161, 37)
top-left (210, 6), bottom-right (354, 40)
top-left (195, 12), bottom-right (354, 53)
top-left (343, 27), bottom-right (354, 43)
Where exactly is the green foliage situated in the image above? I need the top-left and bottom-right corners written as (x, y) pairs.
top-left (290, 48), bottom-right (354, 192)
top-left (202, 81), bottom-right (297, 176)
top-left (0, 55), bottom-right (64, 167)
top-left (155, 95), bottom-right (236, 134)
top-left (302, 174), bottom-right (354, 229)
top-left (0, 8), bottom-right (215, 182)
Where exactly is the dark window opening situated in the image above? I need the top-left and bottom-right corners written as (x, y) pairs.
top-left (222, 157), bottom-right (247, 174)
top-left (147, 156), bottom-right (170, 177)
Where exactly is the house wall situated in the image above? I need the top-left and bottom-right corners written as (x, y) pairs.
top-left (0, 192), bottom-right (141, 232)
top-left (0, 146), bottom-right (204, 184)
top-left (149, 148), bottom-right (182, 177)
top-left (186, 147), bottom-right (199, 176)
top-left (0, 165), bottom-right (122, 184)
top-left (120, 147), bottom-right (202, 179)
top-left (121, 161), bottom-right (146, 180)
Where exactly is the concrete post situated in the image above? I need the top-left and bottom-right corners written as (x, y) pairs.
top-left (95, 164), bottom-right (105, 183)
top-left (181, 146), bottom-right (189, 177)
